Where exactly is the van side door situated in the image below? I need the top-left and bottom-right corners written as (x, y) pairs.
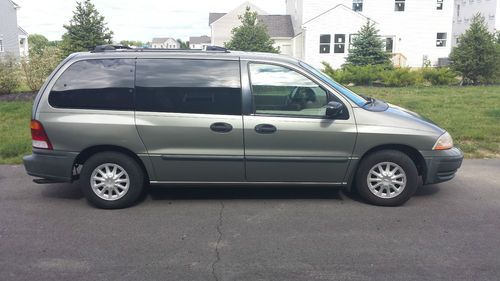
top-left (134, 58), bottom-right (245, 182)
top-left (242, 61), bottom-right (357, 183)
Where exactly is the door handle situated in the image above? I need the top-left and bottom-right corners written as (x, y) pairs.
top-left (210, 122), bottom-right (233, 133)
top-left (255, 124), bottom-right (277, 134)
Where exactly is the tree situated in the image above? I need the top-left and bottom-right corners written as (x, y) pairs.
top-left (177, 39), bottom-right (190, 49)
top-left (119, 40), bottom-right (144, 47)
top-left (21, 47), bottom-right (63, 92)
top-left (28, 34), bottom-right (50, 56)
top-left (224, 7), bottom-right (279, 53)
top-left (345, 20), bottom-right (391, 66)
top-left (449, 14), bottom-right (498, 85)
top-left (61, 0), bottom-right (113, 56)
top-left (0, 55), bottom-right (21, 95)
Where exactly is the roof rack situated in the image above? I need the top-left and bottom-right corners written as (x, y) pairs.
top-left (90, 44), bottom-right (230, 53)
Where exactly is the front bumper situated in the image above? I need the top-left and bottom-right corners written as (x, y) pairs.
top-left (421, 147), bottom-right (464, 185)
top-left (23, 149), bottom-right (78, 182)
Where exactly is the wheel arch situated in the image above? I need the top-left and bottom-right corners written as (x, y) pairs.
top-left (73, 145), bottom-right (151, 182)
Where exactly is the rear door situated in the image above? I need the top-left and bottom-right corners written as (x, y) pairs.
top-left (134, 58), bottom-right (245, 182)
top-left (242, 61), bottom-right (357, 183)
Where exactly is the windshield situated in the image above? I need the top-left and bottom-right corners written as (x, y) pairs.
top-left (299, 61), bottom-right (367, 106)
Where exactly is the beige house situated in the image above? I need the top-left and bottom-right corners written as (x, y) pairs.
top-left (209, 2), bottom-right (294, 55)
top-left (151, 37), bottom-right (180, 49)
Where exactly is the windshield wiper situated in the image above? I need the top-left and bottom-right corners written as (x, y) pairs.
top-left (361, 95), bottom-right (376, 107)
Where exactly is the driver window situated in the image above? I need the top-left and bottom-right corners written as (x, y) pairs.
top-left (249, 63), bottom-right (329, 117)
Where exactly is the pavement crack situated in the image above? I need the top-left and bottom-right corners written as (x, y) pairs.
top-left (211, 201), bottom-right (225, 281)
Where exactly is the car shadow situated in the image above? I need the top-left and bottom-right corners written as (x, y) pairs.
top-left (147, 185), bottom-right (345, 201)
top-left (41, 183), bottom-right (84, 200)
top-left (414, 184), bottom-right (440, 197)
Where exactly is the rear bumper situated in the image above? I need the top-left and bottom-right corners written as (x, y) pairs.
top-left (23, 149), bottom-right (78, 182)
top-left (422, 147), bottom-right (464, 185)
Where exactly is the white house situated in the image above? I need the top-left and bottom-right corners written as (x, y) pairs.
top-left (189, 35), bottom-right (211, 49)
top-left (0, 0), bottom-right (29, 59)
top-left (452, 0), bottom-right (500, 46)
top-left (209, 2), bottom-right (295, 55)
top-left (151, 37), bottom-right (180, 49)
top-left (287, 0), bottom-right (455, 68)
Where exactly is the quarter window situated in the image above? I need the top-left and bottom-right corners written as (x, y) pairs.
top-left (436, 33), bottom-right (447, 47)
top-left (249, 63), bottom-right (329, 118)
top-left (135, 59), bottom-right (241, 115)
top-left (395, 0), bottom-right (405, 11)
top-left (319, 34), bottom-right (331, 53)
top-left (334, 34), bottom-right (346, 53)
top-left (353, 0), bottom-right (363, 11)
top-left (49, 59), bottom-right (135, 110)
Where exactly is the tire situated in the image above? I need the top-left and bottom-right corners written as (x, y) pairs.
top-left (80, 152), bottom-right (144, 209)
top-left (355, 150), bottom-right (418, 206)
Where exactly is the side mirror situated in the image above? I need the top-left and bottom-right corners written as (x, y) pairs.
top-left (325, 101), bottom-right (344, 118)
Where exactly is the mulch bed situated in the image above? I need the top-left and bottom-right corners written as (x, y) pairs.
top-left (0, 92), bottom-right (37, 102)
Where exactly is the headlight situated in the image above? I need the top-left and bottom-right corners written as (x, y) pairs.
top-left (433, 132), bottom-right (453, 150)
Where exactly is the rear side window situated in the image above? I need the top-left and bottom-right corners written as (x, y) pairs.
top-left (49, 59), bottom-right (135, 110)
top-left (135, 59), bottom-right (241, 115)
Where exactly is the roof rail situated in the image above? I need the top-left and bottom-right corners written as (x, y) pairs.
top-left (91, 45), bottom-right (132, 52)
top-left (90, 45), bottom-right (230, 53)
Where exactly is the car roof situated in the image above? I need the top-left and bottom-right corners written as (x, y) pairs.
top-left (70, 50), bottom-right (300, 65)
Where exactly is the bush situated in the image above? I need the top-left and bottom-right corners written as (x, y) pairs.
top-left (421, 67), bottom-right (460, 85)
top-left (380, 67), bottom-right (420, 87)
top-left (21, 47), bottom-right (63, 92)
top-left (0, 55), bottom-right (21, 95)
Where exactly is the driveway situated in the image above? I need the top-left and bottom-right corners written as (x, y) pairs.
top-left (1, 160), bottom-right (499, 281)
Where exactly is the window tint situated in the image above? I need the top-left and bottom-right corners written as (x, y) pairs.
top-left (249, 63), bottom-right (329, 117)
top-left (49, 59), bottom-right (134, 110)
top-left (135, 59), bottom-right (241, 115)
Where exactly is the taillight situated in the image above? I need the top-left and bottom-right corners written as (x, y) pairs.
top-left (30, 120), bottom-right (53, 150)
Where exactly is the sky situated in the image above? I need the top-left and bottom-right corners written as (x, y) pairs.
top-left (15, 0), bottom-right (286, 42)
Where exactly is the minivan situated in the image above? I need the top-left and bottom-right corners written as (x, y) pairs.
top-left (23, 46), bottom-right (463, 209)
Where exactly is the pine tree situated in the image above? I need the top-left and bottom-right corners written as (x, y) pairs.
top-left (345, 20), bottom-right (391, 66)
top-left (450, 14), bottom-right (498, 85)
top-left (61, 0), bottom-right (113, 56)
top-left (224, 7), bottom-right (279, 53)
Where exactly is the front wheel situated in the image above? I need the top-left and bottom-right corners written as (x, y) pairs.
top-left (355, 150), bottom-right (419, 206)
top-left (80, 152), bottom-right (145, 209)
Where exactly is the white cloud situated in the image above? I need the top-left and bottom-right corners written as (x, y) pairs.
top-left (15, 0), bottom-right (286, 42)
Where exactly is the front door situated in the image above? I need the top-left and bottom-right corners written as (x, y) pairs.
top-left (134, 58), bottom-right (245, 182)
top-left (243, 62), bottom-right (357, 183)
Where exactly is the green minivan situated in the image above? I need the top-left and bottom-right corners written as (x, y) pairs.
top-left (23, 46), bottom-right (463, 209)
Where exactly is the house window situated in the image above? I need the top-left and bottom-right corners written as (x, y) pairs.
top-left (437, 0), bottom-right (443, 10)
top-left (456, 4), bottom-right (460, 17)
top-left (395, 0), bottom-right (405, 11)
top-left (319, 34), bottom-right (331, 53)
top-left (385, 37), bottom-right (394, 52)
top-left (0, 39), bottom-right (3, 52)
top-left (353, 0), bottom-right (363, 11)
top-left (436, 33), bottom-right (447, 47)
top-left (334, 34), bottom-right (346, 53)
top-left (348, 34), bottom-right (358, 49)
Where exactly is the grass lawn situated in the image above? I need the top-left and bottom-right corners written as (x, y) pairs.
top-left (0, 86), bottom-right (499, 164)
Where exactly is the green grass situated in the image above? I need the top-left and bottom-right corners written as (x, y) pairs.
top-left (0, 101), bottom-right (32, 164)
top-left (0, 86), bottom-right (499, 164)
top-left (351, 85), bottom-right (500, 158)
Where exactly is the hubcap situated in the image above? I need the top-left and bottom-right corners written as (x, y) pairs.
top-left (90, 163), bottom-right (130, 201)
top-left (367, 162), bottom-right (406, 199)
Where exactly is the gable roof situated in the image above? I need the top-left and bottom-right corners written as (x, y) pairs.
top-left (189, 35), bottom-right (211, 44)
top-left (209, 13), bottom-right (227, 25)
top-left (151, 37), bottom-right (177, 44)
top-left (9, 0), bottom-right (20, 8)
top-left (258, 15), bottom-right (294, 38)
top-left (18, 26), bottom-right (28, 36)
top-left (303, 4), bottom-right (375, 26)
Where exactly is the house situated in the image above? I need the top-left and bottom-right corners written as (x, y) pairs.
top-left (287, 0), bottom-right (455, 68)
top-left (209, 2), bottom-right (295, 55)
top-left (452, 0), bottom-right (500, 46)
top-left (151, 37), bottom-right (180, 49)
top-left (0, 0), bottom-right (29, 59)
top-left (189, 35), bottom-right (211, 49)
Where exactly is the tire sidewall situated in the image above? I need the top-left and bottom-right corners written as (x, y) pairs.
top-left (80, 152), bottom-right (144, 209)
top-left (355, 150), bottom-right (419, 206)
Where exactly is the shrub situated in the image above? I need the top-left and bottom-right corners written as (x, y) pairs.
top-left (380, 67), bottom-right (419, 87)
top-left (0, 55), bottom-right (21, 95)
top-left (21, 47), bottom-right (63, 92)
top-left (421, 67), bottom-right (460, 85)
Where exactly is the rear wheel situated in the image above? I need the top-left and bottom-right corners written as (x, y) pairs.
top-left (80, 152), bottom-right (144, 209)
top-left (355, 150), bottom-right (418, 206)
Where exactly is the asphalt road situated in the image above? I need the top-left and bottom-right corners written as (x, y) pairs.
top-left (1, 160), bottom-right (500, 281)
